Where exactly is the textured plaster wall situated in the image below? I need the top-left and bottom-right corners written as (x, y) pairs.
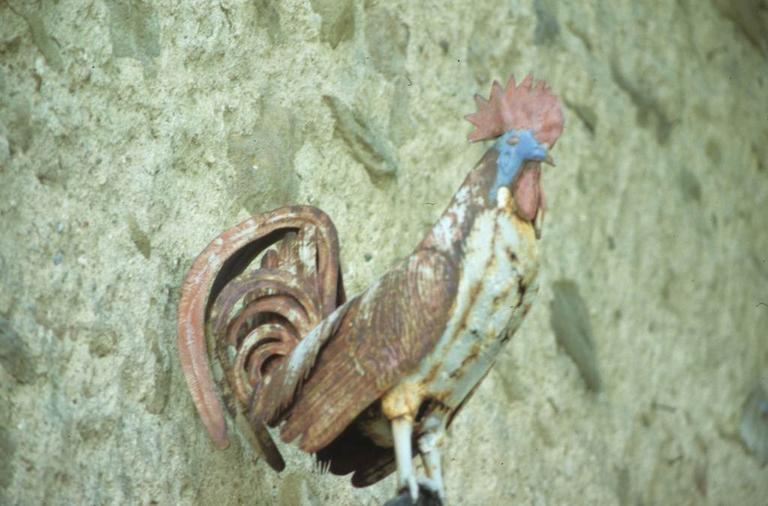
top-left (1, 0), bottom-right (767, 505)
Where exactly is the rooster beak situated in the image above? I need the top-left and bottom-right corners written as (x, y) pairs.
top-left (543, 154), bottom-right (556, 166)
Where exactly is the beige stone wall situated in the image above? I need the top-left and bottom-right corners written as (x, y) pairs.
top-left (1, 1), bottom-right (766, 504)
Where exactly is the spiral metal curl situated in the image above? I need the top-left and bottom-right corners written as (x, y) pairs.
top-left (177, 206), bottom-right (344, 470)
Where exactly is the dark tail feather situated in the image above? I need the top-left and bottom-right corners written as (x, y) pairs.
top-left (315, 425), bottom-right (396, 487)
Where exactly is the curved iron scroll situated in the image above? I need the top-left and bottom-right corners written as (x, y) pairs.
top-left (177, 206), bottom-right (344, 468)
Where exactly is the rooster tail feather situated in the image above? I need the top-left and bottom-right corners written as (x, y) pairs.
top-left (177, 206), bottom-right (344, 470)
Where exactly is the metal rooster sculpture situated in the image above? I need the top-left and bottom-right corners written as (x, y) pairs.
top-left (177, 74), bottom-right (564, 504)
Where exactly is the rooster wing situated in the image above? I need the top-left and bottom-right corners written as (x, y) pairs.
top-left (261, 247), bottom-right (458, 453)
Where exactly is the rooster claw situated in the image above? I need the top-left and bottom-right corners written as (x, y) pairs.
top-left (383, 483), bottom-right (443, 506)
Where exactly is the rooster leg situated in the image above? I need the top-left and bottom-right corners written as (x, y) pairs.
top-left (392, 417), bottom-right (419, 501)
top-left (417, 426), bottom-right (445, 501)
top-left (382, 382), bottom-right (423, 501)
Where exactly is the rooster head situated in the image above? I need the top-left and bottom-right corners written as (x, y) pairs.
top-left (465, 75), bottom-right (563, 223)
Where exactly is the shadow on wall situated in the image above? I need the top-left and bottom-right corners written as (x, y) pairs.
top-left (550, 280), bottom-right (602, 392)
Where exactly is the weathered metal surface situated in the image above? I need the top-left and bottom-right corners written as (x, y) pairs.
top-left (176, 206), bottom-right (343, 456)
top-left (176, 74), bottom-right (564, 503)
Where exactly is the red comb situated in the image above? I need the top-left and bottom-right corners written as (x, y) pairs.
top-left (465, 74), bottom-right (563, 147)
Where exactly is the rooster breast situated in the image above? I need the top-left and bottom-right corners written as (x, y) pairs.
top-left (406, 205), bottom-right (539, 416)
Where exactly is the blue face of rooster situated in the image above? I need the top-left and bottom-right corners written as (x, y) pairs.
top-left (489, 129), bottom-right (553, 202)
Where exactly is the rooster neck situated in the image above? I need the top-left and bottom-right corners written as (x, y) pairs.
top-left (419, 147), bottom-right (507, 258)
